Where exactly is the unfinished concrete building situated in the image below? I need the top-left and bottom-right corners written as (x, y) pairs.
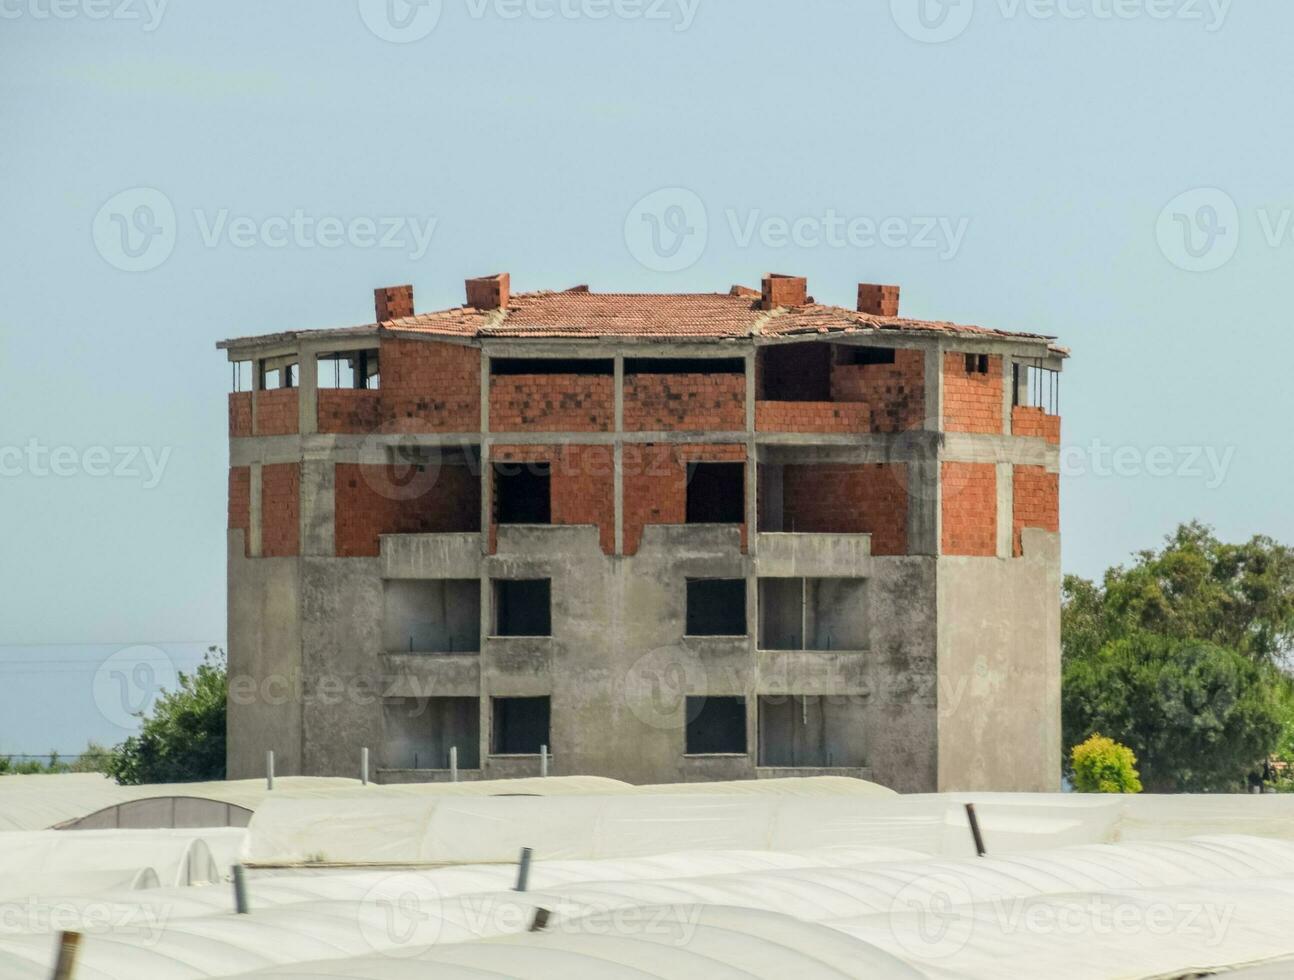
top-left (219, 273), bottom-right (1065, 792)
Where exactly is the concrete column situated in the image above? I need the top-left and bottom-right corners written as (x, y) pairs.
top-left (924, 345), bottom-right (944, 432)
top-left (1001, 356), bottom-right (1016, 435)
top-left (996, 461), bottom-right (1014, 559)
top-left (299, 456), bottom-right (335, 556)
top-left (299, 343), bottom-right (319, 436)
top-left (480, 349), bottom-right (492, 556)
top-left (249, 461), bottom-right (263, 557)
top-left (744, 350), bottom-right (758, 556)
top-left (613, 355), bottom-right (624, 556)
top-left (250, 361), bottom-right (261, 436)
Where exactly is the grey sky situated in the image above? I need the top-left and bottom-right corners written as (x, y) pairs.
top-left (1, 0), bottom-right (1289, 752)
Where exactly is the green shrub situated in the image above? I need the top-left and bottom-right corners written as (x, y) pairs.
top-left (1071, 733), bottom-right (1143, 793)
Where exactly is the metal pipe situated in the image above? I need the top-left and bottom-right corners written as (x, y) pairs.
top-left (360, 747), bottom-right (369, 786)
top-left (514, 847), bottom-right (532, 892)
top-left (266, 750), bottom-right (274, 791)
top-left (450, 746), bottom-right (458, 782)
top-left (539, 745), bottom-right (548, 778)
top-left (964, 803), bottom-right (987, 857)
top-left (51, 931), bottom-right (81, 980)
top-left (232, 864), bottom-right (250, 914)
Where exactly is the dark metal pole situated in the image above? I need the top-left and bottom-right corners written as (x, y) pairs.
top-left (965, 803), bottom-right (987, 857)
top-left (514, 846), bottom-right (533, 892)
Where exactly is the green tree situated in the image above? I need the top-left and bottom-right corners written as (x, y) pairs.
top-left (106, 648), bottom-right (227, 785)
top-left (1071, 734), bottom-right (1142, 793)
top-left (1064, 633), bottom-right (1282, 792)
top-left (69, 741), bottom-right (118, 774)
top-left (1063, 521), bottom-right (1294, 666)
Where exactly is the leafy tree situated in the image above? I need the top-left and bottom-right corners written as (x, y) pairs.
top-left (70, 741), bottom-right (118, 774)
top-left (106, 648), bottom-right (227, 785)
top-left (1063, 521), bottom-right (1294, 667)
top-left (1070, 734), bottom-right (1142, 793)
top-left (1064, 633), bottom-right (1282, 792)
top-left (0, 753), bottom-right (69, 774)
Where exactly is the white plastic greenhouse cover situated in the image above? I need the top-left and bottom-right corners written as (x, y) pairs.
top-left (0, 828), bottom-right (241, 886)
top-left (3, 836), bottom-right (1294, 978)
top-left (241, 791), bottom-right (1136, 866)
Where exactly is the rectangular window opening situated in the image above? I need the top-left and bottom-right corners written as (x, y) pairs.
top-left (383, 579), bottom-right (481, 654)
top-left (230, 361), bottom-right (253, 393)
top-left (492, 696), bottom-right (551, 754)
top-left (758, 343), bottom-right (832, 402)
top-left (494, 462), bottom-right (551, 525)
top-left (757, 695), bottom-right (866, 768)
top-left (964, 353), bottom-right (989, 375)
top-left (624, 358), bottom-right (745, 375)
top-left (838, 346), bottom-right (896, 366)
top-left (259, 360), bottom-right (298, 390)
top-left (758, 577), bottom-right (868, 651)
top-left (686, 579), bottom-right (747, 637)
top-left (319, 349), bottom-right (380, 389)
top-left (492, 579), bottom-right (552, 637)
top-left (383, 696), bottom-right (480, 770)
top-left (491, 358), bottom-right (613, 376)
top-left (686, 696), bottom-right (747, 754)
top-left (685, 462), bottom-right (744, 524)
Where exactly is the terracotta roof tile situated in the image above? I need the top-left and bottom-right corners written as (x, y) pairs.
top-left (219, 287), bottom-right (1061, 350)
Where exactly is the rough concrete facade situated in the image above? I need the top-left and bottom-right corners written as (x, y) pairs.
top-left (220, 275), bottom-right (1066, 791)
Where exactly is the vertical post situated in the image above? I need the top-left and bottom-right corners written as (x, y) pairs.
top-left (360, 747), bottom-right (369, 786)
top-left (450, 745), bottom-right (459, 782)
top-left (964, 803), bottom-right (987, 857)
top-left (539, 745), bottom-right (548, 778)
top-left (51, 931), bottom-right (81, 980)
top-left (232, 864), bottom-right (250, 914)
top-left (265, 750), bottom-right (275, 790)
top-left (514, 846), bottom-right (532, 892)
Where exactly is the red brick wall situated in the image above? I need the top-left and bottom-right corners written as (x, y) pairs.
top-left (318, 389), bottom-right (382, 434)
top-left (831, 348), bottom-right (926, 432)
top-left (623, 373), bottom-right (745, 431)
top-left (1012, 406), bottom-right (1061, 445)
top-left (229, 393), bottom-right (252, 437)
top-left (1013, 465), bottom-right (1059, 557)
top-left (941, 461), bottom-right (997, 556)
top-left (260, 463), bottom-right (300, 557)
top-left (623, 443), bottom-right (746, 555)
top-left (335, 462), bottom-right (480, 558)
top-left (489, 375), bottom-right (613, 432)
top-left (756, 401), bottom-right (871, 433)
top-left (380, 338), bottom-right (480, 432)
top-left (255, 388), bottom-right (299, 436)
top-left (943, 353), bottom-right (1003, 434)
top-left (491, 444), bottom-right (616, 554)
top-left (228, 467), bottom-right (250, 555)
top-left (779, 463), bottom-right (908, 556)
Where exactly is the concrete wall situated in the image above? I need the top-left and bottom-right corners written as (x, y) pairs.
top-left (935, 529), bottom-right (1062, 792)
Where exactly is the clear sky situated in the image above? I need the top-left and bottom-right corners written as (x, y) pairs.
top-left (2, 0), bottom-right (1290, 754)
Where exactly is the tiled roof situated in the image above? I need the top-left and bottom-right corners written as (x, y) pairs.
top-left (219, 287), bottom-right (1061, 349)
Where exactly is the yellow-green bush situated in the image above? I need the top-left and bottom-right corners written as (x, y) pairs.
top-left (1071, 734), bottom-right (1143, 793)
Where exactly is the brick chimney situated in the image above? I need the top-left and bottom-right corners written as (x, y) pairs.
top-left (466, 273), bottom-right (510, 311)
top-left (374, 284), bottom-right (414, 322)
top-left (857, 283), bottom-right (900, 317)
top-left (760, 273), bottom-right (808, 310)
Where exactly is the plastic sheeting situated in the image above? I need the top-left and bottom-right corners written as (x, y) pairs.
top-left (242, 792), bottom-right (1130, 866)
top-left (3, 837), bottom-right (1294, 978)
top-left (0, 829), bottom-right (240, 887)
